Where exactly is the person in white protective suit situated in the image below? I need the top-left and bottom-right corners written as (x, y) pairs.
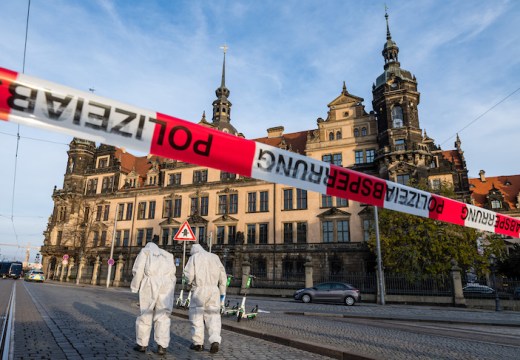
top-left (130, 235), bottom-right (176, 355)
top-left (184, 243), bottom-right (227, 354)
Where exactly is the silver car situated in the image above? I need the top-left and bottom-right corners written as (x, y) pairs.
top-left (294, 282), bottom-right (361, 306)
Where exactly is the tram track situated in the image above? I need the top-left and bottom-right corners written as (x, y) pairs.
top-left (0, 281), bottom-right (16, 360)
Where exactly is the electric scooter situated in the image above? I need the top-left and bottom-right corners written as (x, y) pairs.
top-left (221, 274), bottom-right (240, 316)
top-left (236, 274), bottom-right (258, 322)
top-left (175, 274), bottom-right (191, 309)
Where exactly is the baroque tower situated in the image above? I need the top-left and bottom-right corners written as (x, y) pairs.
top-left (63, 138), bottom-right (96, 193)
top-left (372, 11), bottom-right (431, 183)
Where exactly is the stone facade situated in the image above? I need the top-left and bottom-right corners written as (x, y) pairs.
top-left (40, 13), bottom-right (469, 286)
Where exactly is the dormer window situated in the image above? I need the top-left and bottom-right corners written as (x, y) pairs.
top-left (97, 156), bottom-right (109, 169)
top-left (148, 175), bottom-right (157, 185)
top-left (392, 106), bottom-right (403, 128)
top-left (491, 200), bottom-right (502, 209)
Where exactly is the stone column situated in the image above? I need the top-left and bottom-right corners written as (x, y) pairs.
top-left (54, 263), bottom-right (61, 281)
top-left (66, 257), bottom-right (75, 282)
top-left (59, 263), bottom-right (66, 282)
top-left (241, 255), bottom-right (251, 295)
top-left (43, 256), bottom-right (51, 278)
top-left (304, 256), bottom-right (313, 288)
top-left (91, 255), bottom-right (101, 285)
top-left (113, 254), bottom-right (124, 287)
top-left (76, 256), bottom-right (86, 285)
top-left (450, 259), bottom-right (466, 307)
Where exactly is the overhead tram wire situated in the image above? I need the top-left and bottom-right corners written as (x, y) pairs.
top-left (10, 0), bottom-right (32, 247)
top-left (0, 130), bottom-right (70, 146)
top-left (440, 86), bottom-right (520, 146)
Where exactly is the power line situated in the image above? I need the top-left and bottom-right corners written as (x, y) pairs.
top-left (0, 130), bottom-right (69, 146)
top-left (10, 0), bottom-right (32, 247)
top-left (440, 87), bottom-right (520, 146)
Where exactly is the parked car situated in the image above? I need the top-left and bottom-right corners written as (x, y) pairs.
top-left (24, 269), bottom-right (45, 283)
top-left (293, 282), bottom-right (361, 306)
top-left (462, 284), bottom-right (495, 295)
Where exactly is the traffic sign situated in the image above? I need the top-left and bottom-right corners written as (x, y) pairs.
top-left (173, 221), bottom-right (196, 241)
top-left (108, 258), bottom-right (115, 266)
top-left (63, 254), bottom-right (69, 260)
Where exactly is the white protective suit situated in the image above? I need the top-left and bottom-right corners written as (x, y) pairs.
top-left (130, 242), bottom-right (176, 348)
top-left (184, 244), bottom-right (227, 346)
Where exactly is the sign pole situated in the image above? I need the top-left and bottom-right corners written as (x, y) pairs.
top-left (182, 241), bottom-right (186, 271)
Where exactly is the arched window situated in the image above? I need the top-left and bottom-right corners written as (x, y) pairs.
top-left (354, 128), bottom-right (360, 137)
top-left (329, 132), bottom-right (334, 141)
top-left (392, 106), bottom-right (403, 128)
top-left (336, 131), bottom-right (342, 140)
top-left (361, 127), bottom-right (367, 136)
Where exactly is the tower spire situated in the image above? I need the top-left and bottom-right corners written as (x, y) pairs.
top-left (385, 5), bottom-right (391, 40)
top-left (220, 44), bottom-right (228, 89)
top-left (211, 45), bottom-right (237, 134)
top-left (382, 7), bottom-right (400, 69)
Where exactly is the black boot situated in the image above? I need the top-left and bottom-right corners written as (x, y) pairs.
top-left (210, 342), bottom-right (219, 354)
top-left (190, 343), bottom-right (204, 351)
top-left (157, 345), bottom-right (166, 355)
top-left (133, 344), bottom-right (146, 352)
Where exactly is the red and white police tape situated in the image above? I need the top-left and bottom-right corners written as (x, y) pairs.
top-left (1, 66), bottom-right (518, 238)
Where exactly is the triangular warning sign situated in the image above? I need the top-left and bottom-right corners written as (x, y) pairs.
top-left (174, 221), bottom-right (197, 241)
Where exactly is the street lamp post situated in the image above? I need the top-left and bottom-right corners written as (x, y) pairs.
top-left (489, 254), bottom-right (501, 312)
top-left (106, 205), bottom-right (119, 288)
top-left (374, 206), bottom-right (385, 305)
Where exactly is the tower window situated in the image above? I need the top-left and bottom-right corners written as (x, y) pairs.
top-left (329, 132), bottom-right (334, 141)
top-left (361, 127), bottom-right (367, 136)
top-left (396, 174), bottom-right (410, 185)
top-left (392, 106), bottom-right (403, 128)
top-left (336, 131), bottom-right (342, 140)
top-left (395, 139), bottom-right (405, 151)
top-left (354, 128), bottom-right (360, 137)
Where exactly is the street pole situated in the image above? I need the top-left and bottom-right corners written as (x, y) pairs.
top-left (106, 206), bottom-right (118, 288)
top-left (374, 206), bottom-right (385, 305)
top-left (489, 254), bottom-right (501, 311)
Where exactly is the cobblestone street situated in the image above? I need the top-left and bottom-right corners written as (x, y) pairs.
top-left (7, 280), bottom-right (520, 359)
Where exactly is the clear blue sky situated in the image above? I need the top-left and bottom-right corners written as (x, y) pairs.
top-left (0, 0), bottom-right (519, 261)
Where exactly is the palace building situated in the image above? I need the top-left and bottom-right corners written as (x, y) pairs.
top-left (39, 13), bottom-right (470, 286)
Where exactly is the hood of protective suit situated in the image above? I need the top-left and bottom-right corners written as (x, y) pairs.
top-left (144, 241), bottom-right (159, 251)
top-left (190, 243), bottom-right (205, 255)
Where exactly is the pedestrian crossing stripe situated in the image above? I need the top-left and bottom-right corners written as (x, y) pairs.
top-left (174, 221), bottom-right (197, 241)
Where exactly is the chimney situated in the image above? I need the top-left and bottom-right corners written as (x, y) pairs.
top-left (479, 170), bottom-right (486, 182)
top-left (267, 126), bottom-right (284, 138)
